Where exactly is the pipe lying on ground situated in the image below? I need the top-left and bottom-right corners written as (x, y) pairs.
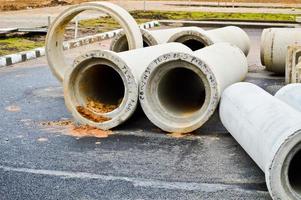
top-left (46, 1), bottom-right (143, 82)
top-left (110, 26), bottom-right (251, 55)
top-left (275, 83), bottom-right (301, 112)
top-left (168, 26), bottom-right (250, 55)
top-left (220, 82), bottom-right (301, 200)
top-left (110, 27), bottom-right (204, 52)
top-left (139, 43), bottom-right (248, 133)
top-left (64, 43), bottom-right (192, 130)
top-left (261, 28), bottom-right (301, 74)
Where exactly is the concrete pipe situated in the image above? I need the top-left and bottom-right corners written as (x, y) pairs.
top-left (275, 83), bottom-right (301, 112)
top-left (168, 26), bottom-right (251, 55)
top-left (261, 28), bottom-right (301, 74)
top-left (220, 82), bottom-right (301, 200)
top-left (64, 43), bottom-right (192, 130)
top-left (110, 27), bottom-right (204, 52)
top-left (45, 2), bottom-right (143, 82)
top-left (139, 43), bottom-right (248, 133)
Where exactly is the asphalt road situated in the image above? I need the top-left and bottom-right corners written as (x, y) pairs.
top-left (0, 27), bottom-right (285, 200)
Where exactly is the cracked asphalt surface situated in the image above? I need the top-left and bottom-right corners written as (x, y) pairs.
top-left (0, 27), bottom-right (285, 200)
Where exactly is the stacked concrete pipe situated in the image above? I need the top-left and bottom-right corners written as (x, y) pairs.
top-left (110, 27), bottom-right (205, 52)
top-left (64, 43), bottom-right (192, 130)
top-left (45, 1), bottom-right (143, 82)
top-left (275, 83), bottom-right (301, 112)
top-left (168, 26), bottom-right (250, 55)
top-left (139, 43), bottom-right (248, 133)
top-left (110, 26), bottom-right (250, 55)
top-left (220, 82), bottom-right (301, 200)
top-left (261, 28), bottom-right (301, 74)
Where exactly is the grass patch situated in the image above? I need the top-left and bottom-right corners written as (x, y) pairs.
top-left (79, 16), bottom-right (150, 32)
top-left (0, 36), bottom-right (44, 56)
top-left (130, 10), bottom-right (298, 22)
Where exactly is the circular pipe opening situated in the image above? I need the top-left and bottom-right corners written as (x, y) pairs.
top-left (114, 35), bottom-right (151, 52)
top-left (46, 2), bottom-right (143, 81)
top-left (157, 67), bottom-right (206, 116)
top-left (181, 39), bottom-right (206, 51)
top-left (77, 64), bottom-right (125, 115)
top-left (171, 34), bottom-right (208, 51)
top-left (288, 148), bottom-right (301, 197)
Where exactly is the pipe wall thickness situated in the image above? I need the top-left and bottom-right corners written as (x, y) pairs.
top-left (46, 1), bottom-right (143, 82)
top-left (139, 43), bottom-right (248, 133)
top-left (64, 43), bottom-right (192, 130)
top-left (261, 28), bottom-right (301, 74)
top-left (220, 82), bottom-right (301, 200)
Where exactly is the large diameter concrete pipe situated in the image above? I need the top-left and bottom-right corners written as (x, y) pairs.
top-left (45, 2), bottom-right (143, 82)
top-left (110, 27), bottom-right (204, 52)
top-left (275, 83), bottom-right (301, 112)
top-left (168, 26), bottom-right (251, 55)
top-left (111, 26), bottom-right (251, 55)
top-left (261, 28), bottom-right (301, 74)
top-left (139, 43), bottom-right (248, 133)
top-left (64, 43), bottom-right (192, 130)
top-left (220, 82), bottom-right (301, 200)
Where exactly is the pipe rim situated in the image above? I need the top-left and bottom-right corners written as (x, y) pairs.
top-left (110, 29), bottom-right (158, 52)
top-left (64, 50), bottom-right (138, 130)
top-left (45, 1), bottom-right (143, 82)
top-left (267, 130), bottom-right (301, 200)
top-left (260, 28), bottom-right (271, 68)
top-left (139, 52), bottom-right (219, 133)
top-left (167, 30), bottom-right (214, 50)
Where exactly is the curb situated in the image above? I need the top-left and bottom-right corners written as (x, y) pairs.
top-left (159, 20), bottom-right (299, 28)
top-left (0, 21), bottom-right (160, 68)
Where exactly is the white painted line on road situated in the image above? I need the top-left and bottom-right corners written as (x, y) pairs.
top-left (0, 165), bottom-right (268, 193)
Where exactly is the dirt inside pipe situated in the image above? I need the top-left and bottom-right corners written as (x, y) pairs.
top-left (76, 106), bottom-right (111, 123)
top-left (76, 98), bottom-right (122, 123)
top-left (86, 98), bottom-right (121, 113)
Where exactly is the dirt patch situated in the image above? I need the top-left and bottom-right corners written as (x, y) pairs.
top-left (0, 0), bottom-right (72, 11)
top-left (70, 125), bottom-right (113, 138)
top-left (168, 132), bottom-right (192, 138)
top-left (5, 105), bottom-right (21, 112)
top-left (40, 120), bottom-right (73, 126)
top-left (39, 120), bottom-right (113, 138)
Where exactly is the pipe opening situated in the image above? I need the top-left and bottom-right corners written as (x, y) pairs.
top-left (157, 67), bottom-right (206, 116)
top-left (181, 39), bottom-right (206, 51)
top-left (288, 148), bottom-right (301, 196)
top-left (78, 64), bottom-right (125, 113)
top-left (116, 36), bottom-right (150, 52)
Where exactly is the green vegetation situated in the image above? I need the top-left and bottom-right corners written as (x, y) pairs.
top-left (79, 16), bottom-right (150, 32)
top-left (130, 10), bottom-right (298, 22)
top-left (0, 37), bottom-right (44, 56)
